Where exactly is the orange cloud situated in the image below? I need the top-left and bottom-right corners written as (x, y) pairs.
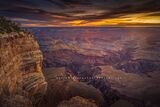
top-left (65, 12), bottom-right (160, 27)
top-left (19, 12), bottom-right (160, 27)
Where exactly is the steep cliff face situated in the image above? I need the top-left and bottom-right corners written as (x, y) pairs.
top-left (0, 32), bottom-right (47, 107)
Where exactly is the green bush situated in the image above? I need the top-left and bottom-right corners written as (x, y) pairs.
top-left (0, 16), bottom-right (21, 34)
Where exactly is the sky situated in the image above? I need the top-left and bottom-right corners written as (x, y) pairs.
top-left (0, 0), bottom-right (160, 27)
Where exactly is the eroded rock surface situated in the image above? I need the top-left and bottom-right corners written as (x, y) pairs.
top-left (41, 67), bottom-right (105, 107)
top-left (0, 32), bottom-right (47, 107)
top-left (58, 96), bottom-right (98, 107)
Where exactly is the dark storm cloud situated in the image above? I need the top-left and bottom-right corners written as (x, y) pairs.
top-left (60, 0), bottom-right (91, 6)
top-left (0, 0), bottom-right (72, 21)
top-left (0, 0), bottom-right (159, 26)
top-left (47, 0), bottom-right (91, 7)
top-left (71, 0), bottom-right (160, 20)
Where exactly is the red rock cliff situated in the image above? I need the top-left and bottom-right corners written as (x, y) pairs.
top-left (0, 32), bottom-right (47, 107)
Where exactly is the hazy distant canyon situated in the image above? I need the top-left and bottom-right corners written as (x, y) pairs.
top-left (1, 27), bottom-right (160, 107)
top-left (29, 27), bottom-right (160, 107)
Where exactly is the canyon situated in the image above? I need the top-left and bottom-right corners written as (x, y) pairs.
top-left (29, 27), bottom-right (160, 107)
top-left (0, 31), bottom-right (105, 107)
top-left (0, 25), bottom-right (160, 107)
top-left (0, 19), bottom-right (107, 107)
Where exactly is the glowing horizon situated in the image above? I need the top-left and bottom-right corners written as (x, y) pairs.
top-left (19, 12), bottom-right (160, 27)
top-left (1, 0), bottom-right (159, 27)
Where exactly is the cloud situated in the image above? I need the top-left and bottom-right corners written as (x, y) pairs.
top-left (0, 0), bottom-right (159, 26)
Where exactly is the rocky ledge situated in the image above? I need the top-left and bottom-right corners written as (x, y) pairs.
top-left (0, 32), bottom-right (47, 107)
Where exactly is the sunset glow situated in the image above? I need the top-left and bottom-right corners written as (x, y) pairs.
top-left (20, 12), bottom-right (160, 27)
top-left (1, 0), bottom-right (159, 27)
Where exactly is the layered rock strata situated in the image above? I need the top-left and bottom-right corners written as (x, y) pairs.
top-left (0, 32), bottom-right (47, 107)
top-left (57, 96), bottom-right (98, 107)
top-left (41, 67), bottom-right (105, 107)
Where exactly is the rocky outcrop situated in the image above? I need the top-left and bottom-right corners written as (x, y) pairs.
top-left (115, 59), bottom-right (160, 74)
top-left (0, 32), bottom-right (47, 107)
top-left (42, 67), bottom-right (105, 107)
top-left (66, 64), bottom-right (120, 106)
top-left (57, 96), bottom-right (98, 107)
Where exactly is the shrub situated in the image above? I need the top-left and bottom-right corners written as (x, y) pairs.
top-left (0, 16), bottom-right (21, 34)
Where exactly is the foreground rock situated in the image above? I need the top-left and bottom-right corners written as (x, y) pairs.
top-left (58, 96), bottom-right (98, 107)
top-left (0, 32), bottom-right (47, 107)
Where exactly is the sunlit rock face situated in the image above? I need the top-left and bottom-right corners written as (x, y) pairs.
top-left (0, 32), bottom-right (47, 107)
top-left (57, 96), bottom-right (98, 107)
